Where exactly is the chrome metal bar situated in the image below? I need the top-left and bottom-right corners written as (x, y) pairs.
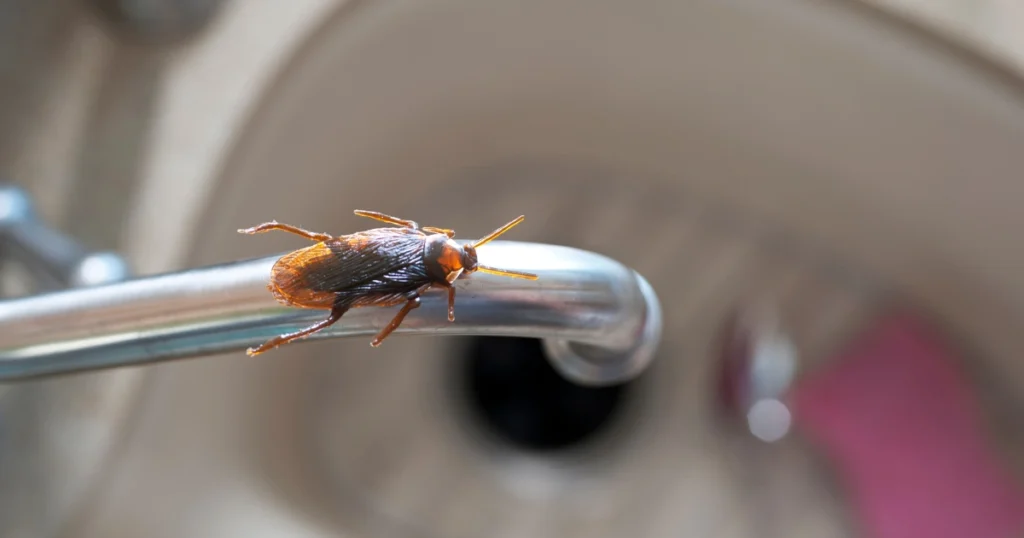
top-left (0, 241), bottom-right (662, 386)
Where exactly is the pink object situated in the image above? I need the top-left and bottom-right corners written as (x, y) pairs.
top-left (789, 315), bottom-right (1024, 538)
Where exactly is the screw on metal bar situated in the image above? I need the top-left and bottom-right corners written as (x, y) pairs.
top-left (0, 184), bottom-right (130, 291)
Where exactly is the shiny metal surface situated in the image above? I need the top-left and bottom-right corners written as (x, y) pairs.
top-left (717, 306), bottom-right (798, 443)
top-left (0, 241), bottom-right (662, 386)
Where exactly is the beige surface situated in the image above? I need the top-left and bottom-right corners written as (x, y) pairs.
top-left (860, 0), bottom-right (1024, 74)
top-left (1, 1), bottom-right (1023, 537)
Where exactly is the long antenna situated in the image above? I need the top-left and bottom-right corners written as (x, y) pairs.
top-left (469, 216), bottom-right (537, 280)
top-left (477, 265), bottom-right (538, 280)
top-left (470, 215), bottom-right (525, 249)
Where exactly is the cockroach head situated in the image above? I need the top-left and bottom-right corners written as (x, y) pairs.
top-left (461, 215), bottom-right (538, 281)
top-left (461, 243), bottom-right (479, 273)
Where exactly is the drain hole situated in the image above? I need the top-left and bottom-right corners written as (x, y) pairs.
top-left (458, 337), bottom-right (631, 453)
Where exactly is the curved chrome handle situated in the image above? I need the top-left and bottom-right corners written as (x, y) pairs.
top-left (0, 241), bottom-right (662, 386)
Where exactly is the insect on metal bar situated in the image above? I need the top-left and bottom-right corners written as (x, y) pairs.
top-left (238, 210), bottom-right (538, 355)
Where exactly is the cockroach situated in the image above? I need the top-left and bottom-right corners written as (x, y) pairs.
top-left (238, 210), bottom-right (537, 356)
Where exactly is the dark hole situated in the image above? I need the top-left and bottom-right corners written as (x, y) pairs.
top-left (457, 337), bottom-right (631, 453)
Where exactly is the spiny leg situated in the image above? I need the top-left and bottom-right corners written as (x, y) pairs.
top-left (353, 210), bottom-right (419, 229)
top-left (446, 284), bottom-right (456, 322)
top-left (247, 304), bottom-right (348, 356)
top-left (238, 221), bottom-right (333, 242)
top-left (370, 287), bottom-right (429, 347)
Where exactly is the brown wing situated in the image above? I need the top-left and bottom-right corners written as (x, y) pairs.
top-left (269, 227), bottom-right (429, 309)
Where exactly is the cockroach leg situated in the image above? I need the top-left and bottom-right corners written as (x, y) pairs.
top-left (423, 226), bottom-right (455, 238)
top-left (370, 287), bottom-right (429, 347)
top-left (238, 221), bottom-right (333, 242)
top-left (247, 304), bottom-right (349, 356)
top-left (353, 210), bottom-right (419, 230)
top-left (446, 285), bottom-right (456, 322)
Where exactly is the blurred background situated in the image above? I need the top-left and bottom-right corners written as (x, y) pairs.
top-left (1, 0), bottom-right (1024, 536)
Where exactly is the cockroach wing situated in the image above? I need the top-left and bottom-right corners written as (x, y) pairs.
top-left (269, 227), bottom-right (429, 307)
